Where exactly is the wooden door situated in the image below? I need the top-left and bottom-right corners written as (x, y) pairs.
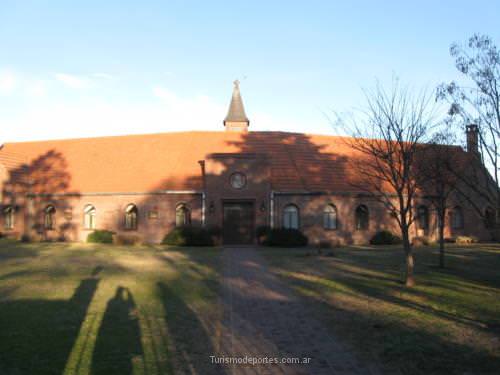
top-left (223, 202), bottom-right (254, 245)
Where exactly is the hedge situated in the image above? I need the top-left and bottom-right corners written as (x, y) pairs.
top-left (261, 228), bottom-right (308, 247)
top-left (370, 230), bottom-right (402, 245)
top-left (87, 230), bottom-right (114, 244)
top-left (162, 226), bottom-right (214, 246)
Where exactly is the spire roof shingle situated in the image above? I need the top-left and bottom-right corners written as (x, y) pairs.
top-left (224, 80), bottom-right (249, 124)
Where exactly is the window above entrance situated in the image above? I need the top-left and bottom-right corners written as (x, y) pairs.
top-left (230, 172), bottom-right (247, 189)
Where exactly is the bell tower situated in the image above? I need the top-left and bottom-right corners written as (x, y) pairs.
top-left (224, 80), bottom-right (249, 132)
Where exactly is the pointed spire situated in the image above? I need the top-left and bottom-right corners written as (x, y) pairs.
top-left (224, 80), bottom-right (249, 131)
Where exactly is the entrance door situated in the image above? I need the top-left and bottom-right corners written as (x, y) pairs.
top-left (223, 202), bottom-right (255, 245)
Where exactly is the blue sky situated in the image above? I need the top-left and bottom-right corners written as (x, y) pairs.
top-left (1, 0), bottom-right (499, 142)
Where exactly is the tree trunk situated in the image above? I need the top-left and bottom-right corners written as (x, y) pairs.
top-left (402, 228), bottom-right (415, 287)
top-left (496, 205), bottom-right (500, 241)
top-left (439, 220), bottom-right (445, 268)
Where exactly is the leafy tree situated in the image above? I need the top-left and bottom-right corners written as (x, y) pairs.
top-left (438, 34), bottom-right (500, 232)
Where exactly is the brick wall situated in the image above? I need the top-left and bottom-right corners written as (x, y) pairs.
top-left (0, 155), bottom-right (495, 244)
top-left (0, 193), bottom-right (202, 243)
top-left (0, 190), bottom-right (494, 244)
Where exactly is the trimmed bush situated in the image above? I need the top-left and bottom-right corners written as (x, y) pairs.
top-left (206, 225), bottom-right (222, 245)
top-left (207, 225), bottom-right (222, 238)
top-left (20, 234), bottom-right (31, 243)
top-left (317, 240), bottom-right (334, 249)
top-left (370, 230), bottom-right (402, 245)
top-left (162, 226), bottom-right (214, 246)
top-left (263, 228), bottom-right (308, 247)
top-left (57, 234), bottom-right (68, 242)
top-left (87, 230), bottom-right (114, 244)
top-left (256, 225), bottom-right (271, 244)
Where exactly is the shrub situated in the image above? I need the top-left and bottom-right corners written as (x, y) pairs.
top-left (57, 234), bottom-right (68, 242)
top-left (162, 226), bottom-right (214, 246)
top-left (256, 225), bottom-right (271, 244)
top-left (20, 234), bottom-right (31, 243)
top-left (207, 225), bottom-right (222, 238)
top-left (115, 234), bottom-right (142, 246)
top-left (315, 240), bottom-right (332, 249)
top-left (87, 230), bottom-right (114, 244)
top-left (370, 230), bottom-right (402, 245)
top-left (455, 235), bottom-right (479, 244)
top-left (263, 228), bottom-right (308, 247)
top-left (206, 225), bottom-right (222, 245)
top-left (316, 240), bottom-right (338, 256)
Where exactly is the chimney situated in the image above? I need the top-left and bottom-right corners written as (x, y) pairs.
top-left (224, 80), bottom-right (249, 132)
top-left (466, 124), bottom-right (479, 154)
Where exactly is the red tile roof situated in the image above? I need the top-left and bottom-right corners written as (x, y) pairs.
top-left (0, 131), bottom-right (451, 194)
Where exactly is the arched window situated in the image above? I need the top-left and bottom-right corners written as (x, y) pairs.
top-left (323, 204), bottom-right (337, 230)
top-left (44, 205), bottom-right (56, 230)
top-left (484, 207), bottom-right (496, 229)
top-left (355, 205), bottom-right (369, 230)
top-left (124, 204), bottom-right (138, 230)
top-left (283, 204), bottom-right (299, 229)
top-left (3, 206), bottom-right (14, 229)
top-left (451, 206), bottom-right (464, 229)
top-left (175, 204), bottom-right (191, 227)
top-left (417, 205), bottom-right (429, 230)
top-left (84, 205), bottom-right (96, 230)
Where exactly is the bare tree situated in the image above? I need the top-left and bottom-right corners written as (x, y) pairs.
top-left (416, 131), bottom-right (461, 268)
top-left (437, 34), bottom-right (500, 231)
top-left (335, 80), bottom-right (436, 287)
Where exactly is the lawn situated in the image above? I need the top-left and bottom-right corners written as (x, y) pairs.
top-left (261, 244), bottom-right (500, 375)
top-left (0, 239), bottom-right (223, 375)
top-left (2, 240), bottom-right (499, 375)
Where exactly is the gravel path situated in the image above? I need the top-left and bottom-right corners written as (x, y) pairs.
top-left (219, 246), bottom-right (379, 375)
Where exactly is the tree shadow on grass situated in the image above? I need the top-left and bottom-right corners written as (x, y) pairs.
top-left (0, 269), bottom-right (34, 281)
top-left (293, 251), bottom-right (499, 332)
top-left (0, 275), bottom-right (99, 375)
top-left (0, 243), bottom-right (40, 260)
top-left (91, 286), bottom-right (143, 375)
top-left (317, 245), bottom-right (500, 308)
top-left (282, 268), bottom-right (500, 375)
top-left (157, 282), bottom-right (227, 375)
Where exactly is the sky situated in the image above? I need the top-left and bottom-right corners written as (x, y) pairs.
top-left (0, 0), bottom-right (499, 143)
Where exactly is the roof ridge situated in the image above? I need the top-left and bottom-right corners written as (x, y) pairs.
top-left (0, 130), bottom-right (343, 146)
top-left (1, 130), bottom-right (227, 145)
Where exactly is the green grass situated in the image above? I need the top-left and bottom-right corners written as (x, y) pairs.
top-left (261, 244), bottom-right (500, 375)
top-left (0, 239), bottom-right (224, 375)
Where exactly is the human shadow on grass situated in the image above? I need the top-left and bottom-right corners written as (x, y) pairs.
top-left (157, 282), bottom-right (227, 375)
top-left (91, 286), bottom-right (143, 375)
top-left (0, 274), bottom-right (99, 375)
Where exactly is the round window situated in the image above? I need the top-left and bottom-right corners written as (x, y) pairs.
top-left (230, 172), bottom-right (247, 189)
